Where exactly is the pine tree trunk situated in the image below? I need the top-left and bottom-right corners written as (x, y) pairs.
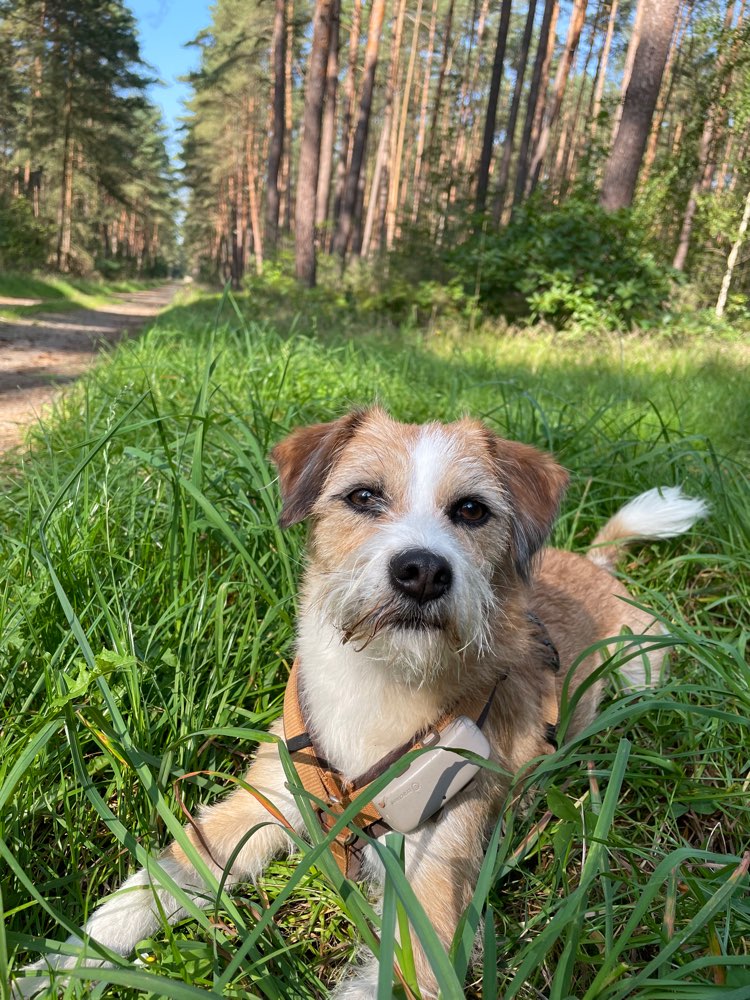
top-left (332, 0), bottom-right (387, 260)
top-left (56, 78), bottom-right (74, 272)
top-left (639, 0), bottom-right (687, 187)
top-left (600, 0), bottom-right (681, 212)
top-left (672, 3), bottom-right (738, 269)
top-left (332, 0), bottom-right (362, 233)
top-left (716, 185), bottom-right (750, 317)
top-left (280, 0), bottom-right (294, 233)
top-left (590, 0), bottom-right (619, 140)
top-left (295, 0), bottom-right (335, 286)
top-left (415, 0), bottom-right (455, 216)
top-left (493, 0), bottom-right (537, 221)
top-left (513, 0), bottom-right (557, 207)
top-left (529, 0), bottom-right (588, 193)
top-left (265, 0), bottom-right (286, 254)
top-left (608, 0), bottom-right (645, 150)
top-left (315, 0), bottom-right (341, 234)
top-left (387, 0), bottom-right (423, 248)
top-left (411, 0), bottom-right (439, 223)
top-left (476, 0), bottom-right (512, 213)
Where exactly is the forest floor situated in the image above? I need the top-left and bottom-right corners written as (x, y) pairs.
top-left (0, 282), bottom-right (179, 451)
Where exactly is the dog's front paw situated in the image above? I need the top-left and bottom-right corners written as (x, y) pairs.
top-left (11, 949), bottom-right (111, 998)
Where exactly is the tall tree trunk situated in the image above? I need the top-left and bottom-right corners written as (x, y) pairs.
top-left (332, 0), bottom-right (362, 233)
top-left (315, 0), bottom-right (341, 234)
top-left (529, 0), bottom-right (588, 193)
top-left (295, 0), bottom-right (335, 285)
top-left (332, 0), bottom-right (387, 260)
top-left (639, 0), bottom-right (687, 187)
top-left (415, 0), bottom-right (455, 216)
top-left (590, 0), bottom-right (619, 140)
top-left (493, 0), bottom-right (537, 221)
top-left (475, 0), bottom-right (512, 213)
top-left (600, 0), bottom-right (681, 212)
top-left (56, 77), bottom-right (74, 272)
top-left (411, 0), bottom-right (439, 223)
top-left (608, 0), bottom-right (645, 150)
top-left (673, 3), bottom-right (738, 269)
top-left (265, 0), bottom-right (286, 254)
top-left (247, 106), bottom-right (264, 275)
top-left (513, 0), bottom-right (557, 207)
top-left (715, 186), bottom-right (750, 317)
top-left (387, 0), bottom-right (423, 248)
top-left (280, 0), bottom-right (294, 233)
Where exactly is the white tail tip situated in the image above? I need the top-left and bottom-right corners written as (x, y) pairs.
top-left (611, 486), bottom-right (709, 539)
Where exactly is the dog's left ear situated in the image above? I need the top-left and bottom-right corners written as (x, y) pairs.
top-left (488, 435), bottom-right (569, 581)
top-left (270, 410), bottom-right (367, 528)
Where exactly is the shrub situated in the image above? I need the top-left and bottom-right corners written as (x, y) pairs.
top-left (450, 198), bottom-right (674, 330)
top-left (0, 193), bottom-right (53, 269)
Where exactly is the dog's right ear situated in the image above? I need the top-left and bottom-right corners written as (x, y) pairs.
top-left (270, 410), bottom-right (368, 528)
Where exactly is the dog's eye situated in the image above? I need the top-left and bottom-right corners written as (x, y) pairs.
top-left (451, 498), bottom-right (490, 526)
top-left (346, 488), bottom-right (383, 513)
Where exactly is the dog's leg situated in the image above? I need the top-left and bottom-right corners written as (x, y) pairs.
top-left (334, 790), bottom-right (491, 1000)
top-left (13, 726), bottom-right (299, 998)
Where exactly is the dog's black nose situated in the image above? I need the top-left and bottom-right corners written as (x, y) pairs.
top-left (389, 549), bottom-right (453, 604)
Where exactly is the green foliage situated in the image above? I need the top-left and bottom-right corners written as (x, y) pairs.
top-left (0, 192), bottom-right (53, 268)
top-left (450, 199), bottom-right (675, 330)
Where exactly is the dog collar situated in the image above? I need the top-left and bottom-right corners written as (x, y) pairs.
top-left (282, 612), bottom-right (560, 879)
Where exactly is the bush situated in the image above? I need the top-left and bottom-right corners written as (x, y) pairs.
top-left (0, 193), bottom-right (53, 269)
top-left (450, 198), bottom-right (674, 330)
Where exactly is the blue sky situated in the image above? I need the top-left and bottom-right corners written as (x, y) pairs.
top-left (129, 0), bottom-right (212, 156)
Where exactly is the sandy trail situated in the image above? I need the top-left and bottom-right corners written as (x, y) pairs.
top-left (0, 283), bottom-right (179, 452)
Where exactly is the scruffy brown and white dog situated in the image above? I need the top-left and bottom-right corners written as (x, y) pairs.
top-left (15, 408), bottom-right (707, 999)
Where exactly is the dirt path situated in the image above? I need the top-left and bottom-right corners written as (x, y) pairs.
top-left (0, 283), bottom-right (179, 452)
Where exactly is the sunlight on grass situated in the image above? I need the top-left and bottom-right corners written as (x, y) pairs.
top-left (1, 291), bottom-right (748, 997)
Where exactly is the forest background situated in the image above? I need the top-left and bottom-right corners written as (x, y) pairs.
top-left (1, 2), bottom-right (750, 999)
top-left (2, 0), bottom-right (750, 330)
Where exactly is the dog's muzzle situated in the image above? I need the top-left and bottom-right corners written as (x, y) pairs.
top-left (389, 548), bottom-right (453, 605)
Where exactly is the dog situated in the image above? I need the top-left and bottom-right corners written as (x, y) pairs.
top-left (13, 407), bottom-right (707, 998)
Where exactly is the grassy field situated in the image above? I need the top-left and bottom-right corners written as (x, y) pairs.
top-left (0, 272), bottom-right (160, 318)
top-left (1, 289), bottom-right (748, 998)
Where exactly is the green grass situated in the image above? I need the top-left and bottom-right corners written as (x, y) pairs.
top-left (0, 272), bottom-right (159, 317)
top-left (1, 288), bottom-right (748, 998)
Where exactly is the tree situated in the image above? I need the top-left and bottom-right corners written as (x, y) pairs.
top-left (599, 0), bottom-right (681, 211)
top-left (295, 0), bottom-right (335, 285)
top-left (265, 0), bottom-right (286, 255)
top-left (476, 0), bottom-right (512, 213)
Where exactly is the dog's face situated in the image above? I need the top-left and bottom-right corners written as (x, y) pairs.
top-left (272, 408), bottom-right (567, 681)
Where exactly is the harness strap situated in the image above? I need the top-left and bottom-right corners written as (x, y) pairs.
top-left (282, 611), bottom-right (561, 879)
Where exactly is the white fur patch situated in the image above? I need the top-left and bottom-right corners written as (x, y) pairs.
top-left (610, 486), bottom-right (708, 539)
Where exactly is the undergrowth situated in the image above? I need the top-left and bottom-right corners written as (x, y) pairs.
top-left (1, 290), bottom-right (748, 997)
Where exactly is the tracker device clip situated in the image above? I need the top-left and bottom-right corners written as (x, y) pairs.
top-left (373, 716), bottom-right (491, 834)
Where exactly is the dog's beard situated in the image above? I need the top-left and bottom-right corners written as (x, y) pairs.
top-left (314, 551), bottom-right (498, 684)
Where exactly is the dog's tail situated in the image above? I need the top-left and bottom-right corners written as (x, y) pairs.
top-left (587, 486), bottom-right (708, 572)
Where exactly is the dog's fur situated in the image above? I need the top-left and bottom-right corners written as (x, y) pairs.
top-left (13, 408), bottom-right (707, 999)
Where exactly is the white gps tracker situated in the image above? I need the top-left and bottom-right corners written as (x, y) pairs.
top-left (373, 716), bottom-right (491, 834)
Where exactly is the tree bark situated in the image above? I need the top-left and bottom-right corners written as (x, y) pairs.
top-left (599, 0), bottom-right (681, 212)
top-left (493, 0), bottom-right (537, 221)
top-left (315, 0), bottom-right (341, 233)
top-left (639, 0), bottom-right (687, 187)
top-left (411, 0), bottom-right (439, 223)
top-left (608, 0), bottom-right (645, 150)
top-left (295, 0), bottom-right (335, 285)
top-left (475, 0), bottom-right (512, 213)
top-left (332, 0), bottom-right (361, 232)
top-left (387, 0), bottom-right (423, 247)
top-left (529, 0), bottom-right (588, 193)
top-left (716, 185), bottom-right (750, 317)
top-left (590, 0), bottom-right (619, 141)
top-left (265, 0), bottom-right (286, 254)
top-left (513, 0), bottom-right (557, 207)
top-left (332, 0), bottom-right (387, 260)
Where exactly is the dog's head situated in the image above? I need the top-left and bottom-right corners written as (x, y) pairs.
top-left (271, 408), bottom-right (567, 679)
